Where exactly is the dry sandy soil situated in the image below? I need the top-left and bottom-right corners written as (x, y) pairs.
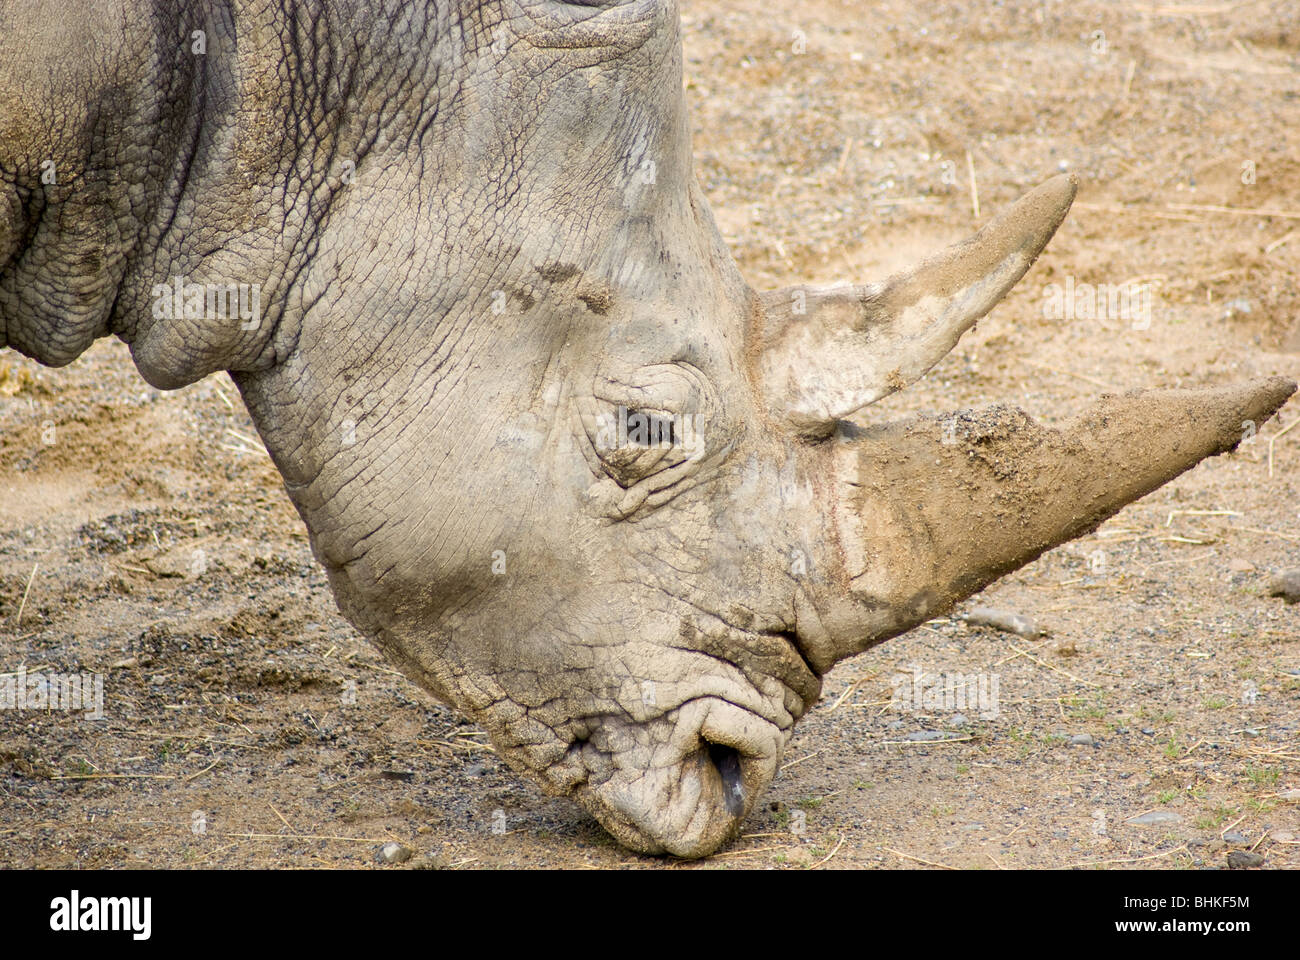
top-left (1, 0), bottom-right (1298, 870)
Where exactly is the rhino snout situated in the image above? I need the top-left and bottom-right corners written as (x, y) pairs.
top-left (574, 696), bottom-right (785, 858)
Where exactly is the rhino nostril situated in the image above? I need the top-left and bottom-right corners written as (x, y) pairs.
top-left (705, 742), bottom-right (745, 817)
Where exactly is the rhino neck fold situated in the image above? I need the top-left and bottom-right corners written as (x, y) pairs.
top-left (128, 0), bottom-right (453, 387)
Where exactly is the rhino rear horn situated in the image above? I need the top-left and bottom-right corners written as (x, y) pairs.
top-left (755, 174), bottom-right (1077, 437)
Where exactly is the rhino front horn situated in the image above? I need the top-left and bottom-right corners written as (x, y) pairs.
top-left (754, 174), bottom-right (1077, 437)
top-left (794, 377), bottom-right (1297, 670)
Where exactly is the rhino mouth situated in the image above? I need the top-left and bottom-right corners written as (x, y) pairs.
top-left (559, 616), bottom-right (818, 856)
top-left (475, 612), bottom-right (822, 857)
top-left (707, 742), bottom-right (746, 816)
top-left (570, 693), bottom-right (786, 858)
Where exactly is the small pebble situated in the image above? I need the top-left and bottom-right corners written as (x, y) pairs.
top-left (1267, 569), bottom-right (1300, 603)
top-left (1227, 557), bottom-right (1255, 573)
top-left (1222, 832), bottom-right (1249, 846)
top-left (1141, 728), bottom-right (1156, 736)
top-left (377, 842), bottom-right (413, 865)
top-left (1069, 734), bottom-right (1096, 746)
top-left (1126, 811), bottom-right (1182, 826)
top-left (904, 730), bottom-right (950, 741)
top-left (949, 714), bottom-right (969, 727)
top-left (1226, 850), bottom-right (1264, 869)
top-left (963, 606), bottom-right (1042, 638)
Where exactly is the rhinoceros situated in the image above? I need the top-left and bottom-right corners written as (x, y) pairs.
top-left (1, 0), bottom-right (1293, 857)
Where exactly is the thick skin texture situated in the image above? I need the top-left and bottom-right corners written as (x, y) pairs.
top-left (1, 0), bottom-right (1294, 857)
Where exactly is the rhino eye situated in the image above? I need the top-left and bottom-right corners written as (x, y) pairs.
top-left (623, 408), bottom-right (676, 447)
top-left (576, 363), bottom-right (722, 490)
top-left (589, 405), bottom-right (682, 486)
top-left (577, 398), bottom-right (708, 489)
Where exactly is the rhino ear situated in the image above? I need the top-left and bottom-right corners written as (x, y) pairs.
top-left (754, 174), bottom-right (1078, 438)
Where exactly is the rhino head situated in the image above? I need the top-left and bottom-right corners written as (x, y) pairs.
top-left (1, 0), bottom-right (1293, 857)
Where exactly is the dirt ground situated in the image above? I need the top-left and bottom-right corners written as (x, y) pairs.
top-left (2, 0), bottom-right (1298, 870)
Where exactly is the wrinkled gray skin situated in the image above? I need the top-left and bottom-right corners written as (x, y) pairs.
top-left (2, 0), bottom-right (1293, 857)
